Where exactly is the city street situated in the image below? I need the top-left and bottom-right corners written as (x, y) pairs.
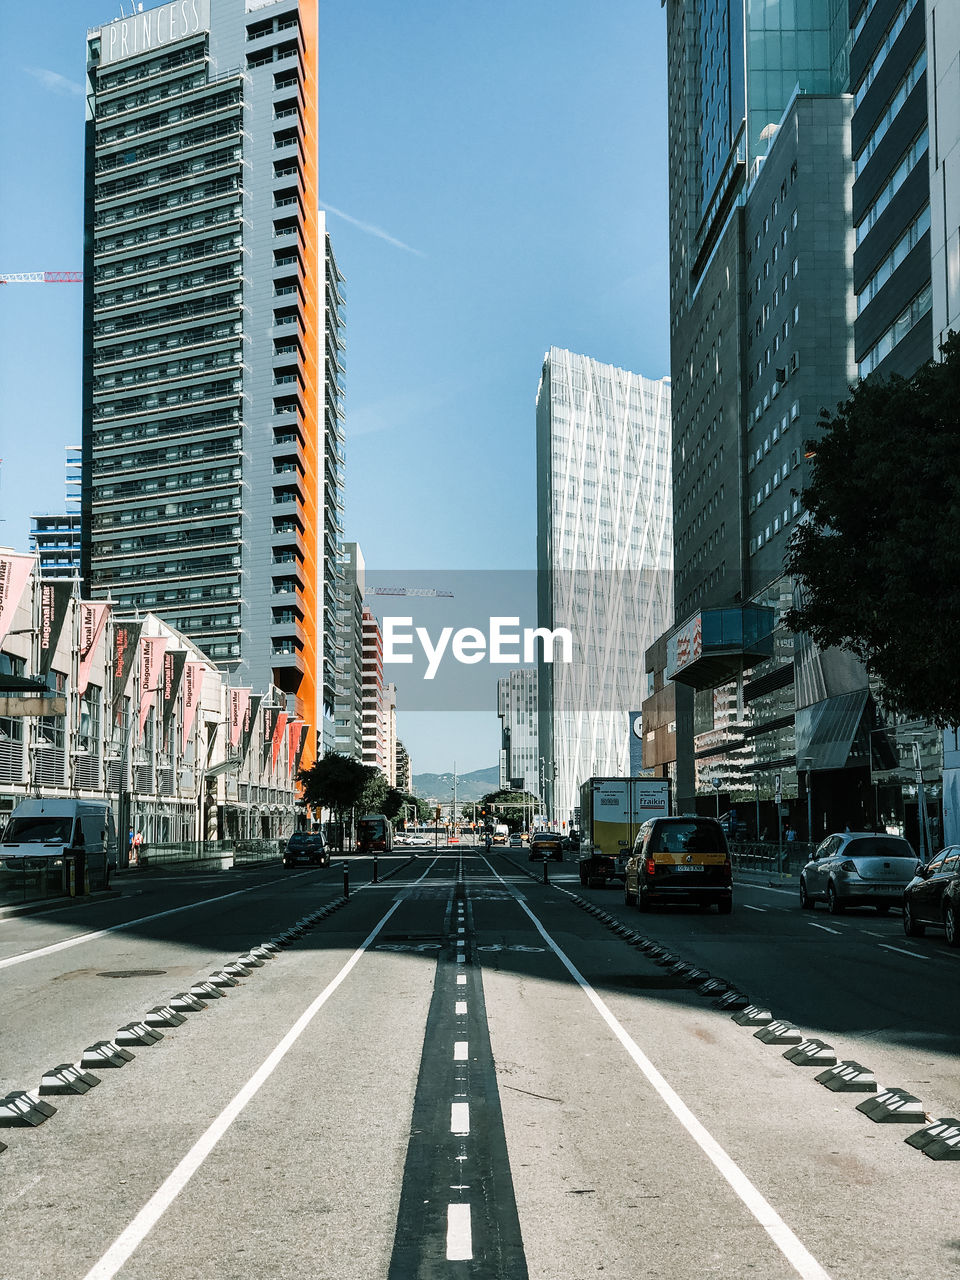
top-left (1, 848), bottom-right (958, 1279)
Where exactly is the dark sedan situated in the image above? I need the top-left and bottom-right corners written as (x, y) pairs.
top-left (283, 832), bottom-right (328, 868)
top-left (903, 845), bottom-right (960, 945)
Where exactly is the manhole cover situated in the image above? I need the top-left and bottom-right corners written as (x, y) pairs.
top-left (97, 970), bottom-right (167, 979)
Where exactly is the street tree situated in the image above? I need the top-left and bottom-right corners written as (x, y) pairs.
top-left (297, 752), bottom-right (373, 849)
top-left (785, 333), bottom-right (960, 724)
top-left (479, 789), bottom-right (540, 830)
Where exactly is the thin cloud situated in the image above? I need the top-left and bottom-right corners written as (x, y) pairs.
top-left (321, 201), bottom-right (425, 257)
top-left (25, 67), bottom-right (84, 97)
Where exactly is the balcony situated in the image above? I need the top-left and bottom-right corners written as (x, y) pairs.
top-left (666, 606), bottom-right (777, 690)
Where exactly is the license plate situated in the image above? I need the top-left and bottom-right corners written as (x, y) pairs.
top-left (871, 884), bottom-right (901, 892)
top-left (673, 865), bottom-right (704, 873)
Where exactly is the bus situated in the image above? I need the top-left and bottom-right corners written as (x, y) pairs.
top-left (356, 813), bottom-right (394, 853)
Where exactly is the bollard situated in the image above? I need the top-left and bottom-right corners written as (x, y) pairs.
top-left (542, 859), bottom-right (549, 885)
top-left (373, 852), bottom-right (378, 884)
top-left (343, 862), bottom-right (350, 899)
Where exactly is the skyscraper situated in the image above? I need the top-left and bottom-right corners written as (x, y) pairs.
top-left (536, 348), bottom-right (673, 823)
top-left (81, 0), bottom-right (343, 765)
top-left (497, 668), bottom-right (539, 794)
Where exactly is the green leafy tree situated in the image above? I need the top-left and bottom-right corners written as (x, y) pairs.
top-left (297, 752), bottom-right (372, 849)
top-left (382, 787), bottom-right (405, 820)
top-left (359, 770), bottom-right (388, 815)
top-left (479, 789), bottom-right (540, 831)
top-left (785, 333), bottom-right (960, 724)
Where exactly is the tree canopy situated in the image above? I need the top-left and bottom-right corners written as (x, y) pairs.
top-left (297, 752), bottom-right (372, 816)
top-left (785, 332), bottom-right (960, 724)
top-left (478, 789), bottom-right (540, 830)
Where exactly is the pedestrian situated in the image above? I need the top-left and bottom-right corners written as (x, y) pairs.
top-left (785, 824), bottom-right (797, 843)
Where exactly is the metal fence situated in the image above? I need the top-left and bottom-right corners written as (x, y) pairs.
top-left (729, 839), bottom-right (814, 879)
top-left (128, 839), bottom-right (283, 873)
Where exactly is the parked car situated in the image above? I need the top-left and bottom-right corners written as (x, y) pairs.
top-left (528, 830), bottom-right (563, 862)
top-left (623, 816), bottom-right (732, 913)
top-left (903, 845), bottom-right (960, 944)
top-left (799, 832), bottom-right (919, 913)
top-left (283, 831), bottom-right (328, 868)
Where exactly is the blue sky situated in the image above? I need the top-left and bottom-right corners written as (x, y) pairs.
top-left (0, 0), bottom-right (670, 773)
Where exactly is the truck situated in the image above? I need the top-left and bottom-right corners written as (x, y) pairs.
top-left (578, 776), bottom-right (671, 888)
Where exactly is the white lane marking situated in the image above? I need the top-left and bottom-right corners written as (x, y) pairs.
top-left (450, 1102), bottom-right (470, 1135)
top-left (455, 1000), bottom-right (467, 1015)
top-left (80, 897), bottom-right (403, 1280)
top-left (878, 944), bottom-right (930, 961)
top-left (446, 1204), bottom-right (472, 1260)
top-left (453, 1041), bottom-right (468, 1061)
top-left (481, 856), bottom-right (833, 1280)
top-left (457, 926), bottom-right (464, 934)
top-left (808, 923), bottom-right (842, 935)
top-left (457, 974), bottom-right (467, 985)
top-left (743, 904), bottom-right (767, 912)
top-left (0, 875), bottom-right (309, 972)
top-left (457, 954), bottom-right (465, 964)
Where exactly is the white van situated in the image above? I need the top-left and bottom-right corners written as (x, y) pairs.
top-left (0, 798), bottom-right (115, 891)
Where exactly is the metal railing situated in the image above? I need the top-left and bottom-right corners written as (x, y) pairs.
top-left (729, 839), bottom-right (814, 878)
top-left (127, 838), bottom-right (282, 873)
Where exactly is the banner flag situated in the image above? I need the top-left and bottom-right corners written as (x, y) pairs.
top-left (181, 661), bottom-right (206, 742)
top-left (77, 601), bottom-right (110, 696)
top-left (229, 687), bottom-right (251, 749)
top-left (111, 621), bottom-right (143, 724)
top-left (0, 553), bottom-right (34, 646)
top-left (239, 694), bottom-right (262, 765)
top-left (161, 650), bottom-right (187, 738)
top-left (37, 581), bottom-right (73, 676)
top-left (138, 636), bottom-right (168, 736)
top-left (271, 710), bottom-right (288, 773)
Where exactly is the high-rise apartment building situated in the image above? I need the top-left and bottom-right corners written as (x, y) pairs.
top-left (31, 447), bottom-right (82, 579)
top-left (395, 739), bottom-right (411, 793)
top-left (361, 605), bottom-right (385, 773)
top-left (536, 348), bottom-right (673, 823)
top-left (81, 0), bottom-right (344, 765)
top-left (334, 541), bottom-right (365, 761)
top-left (384, 682), bottom-right (398, 787)
top-left (497, 669), bottom-right (539, 794)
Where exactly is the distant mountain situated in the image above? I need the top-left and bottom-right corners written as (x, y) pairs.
top-left (412, 765), bottom-right (500, 804)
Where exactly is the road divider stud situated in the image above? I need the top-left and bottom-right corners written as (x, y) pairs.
top-left (222, 963), bottom-right (252, 978)
top-left (115, 1022), bottom-right (164, 1047)
top-left (80, 1041), bottom-right (136, 1069)
top-left (698, 978), bottom-right (729, 997)
top-left (905, 1118), bottom-right (960, 1159)
top-left (0, 1091), bottom-right (57, 1127)
top-left (814, 1061), bottom-right (877, 1092)
top-left (856, 1087), bottom-right (926, 1124)
top-left (715, 991), bottom-right (750, 1010)
top-left (169, 992), bottom-right (206, 1012)
top-left (39, 1064), bottom-right (101, 1096)
top-left (238, 953), bottom-right (265, 968)
top-left (754, 1020), bottom-right (804, 1046)
top-left (732, 1005), bottom-right (775, 1027)
top-left (189, 982), bottom-right (224, 1000)
top-left (207, 972), bottom-right (240, 988)
top-left (782, 1038), bottom-right (837, 1067)
top-left (144, 1006), bottom-right (187, 1028)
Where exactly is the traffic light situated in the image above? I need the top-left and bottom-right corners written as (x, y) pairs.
top-left (434, 806), bottom-right (441, 821)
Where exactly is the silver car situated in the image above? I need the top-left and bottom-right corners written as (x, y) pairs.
top-left (799, 832), bottom-right (919, 914)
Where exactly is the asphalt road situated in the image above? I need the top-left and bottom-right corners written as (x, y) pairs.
top-left (0, 848), bottom-right (958, 1279)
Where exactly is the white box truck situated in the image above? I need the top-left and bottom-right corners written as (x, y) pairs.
top-left (578, 777), bottom-right (671, 888)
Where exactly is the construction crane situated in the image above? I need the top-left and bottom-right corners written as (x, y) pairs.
top-left (370, 586), bottom-right (454, 599)
top-left (0, 272), bottom-right (83, 285)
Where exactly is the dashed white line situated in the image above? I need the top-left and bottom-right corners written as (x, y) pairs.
top-left (808, 923), bottom-right (842, 935)
top-left (457, 927), bottom-right (464, 934)
top-left (878, 944), bottom-right (930, 961)
top-left (453, 1041), bottom-right (468, 1061)
top-left (450, 1102), bottom-right (470, 1134)
top-left (743, 904), bottom-right (767, 912)
top-left (455, 1000), bottom-right (467, 1015)
top-left (457, 974), bottom-right (467, 985)
top-left (446, 1203), bottom-right (473, 1260)
top-left (80, 897), bottom-right (403, 1280)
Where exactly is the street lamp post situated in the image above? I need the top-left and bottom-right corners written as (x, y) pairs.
top-left (804, 757), bottom-right (813, 844)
